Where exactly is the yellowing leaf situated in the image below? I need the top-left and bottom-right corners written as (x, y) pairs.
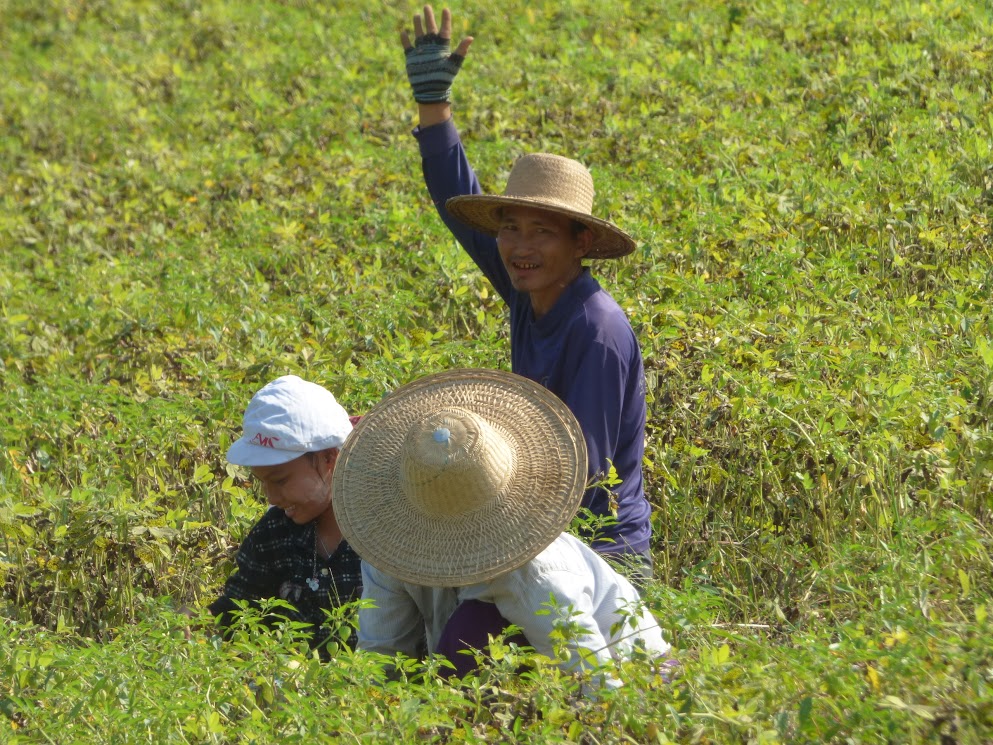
top-left (958, 569), bottom-right (970, 597)
top-left (884, 628), bottom-right (908, 647)
top-left (866, 664), bottom-right (881, 693)
top-left (711, 644), bottom-right (730, 664)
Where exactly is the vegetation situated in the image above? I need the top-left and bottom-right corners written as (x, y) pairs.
top-left (2, 0), bottom-right (991, 741)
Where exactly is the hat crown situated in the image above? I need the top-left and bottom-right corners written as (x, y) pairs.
top-left (402, 408), bottom-right (514, 518)
top-left (502, 153), bottom-right (596, 216)
top-left (332, 368), bottom-right (588, 587)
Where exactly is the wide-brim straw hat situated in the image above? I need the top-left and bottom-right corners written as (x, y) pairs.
top-left (332, 369), bottom-right (587, 587)
top-left (445, 153), bottom-right (636, 259)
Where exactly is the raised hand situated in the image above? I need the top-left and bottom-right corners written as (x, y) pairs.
top-left (400, 5), bottom-right (473, 104)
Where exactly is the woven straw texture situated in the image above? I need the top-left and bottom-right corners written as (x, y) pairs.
top-left (445, 153), bottom-right (636, 259)
top-left (332, 369), bottom-right (587, 586)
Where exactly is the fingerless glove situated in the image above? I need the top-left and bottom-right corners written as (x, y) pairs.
top-left (404, 33), bottom-right (465, 104)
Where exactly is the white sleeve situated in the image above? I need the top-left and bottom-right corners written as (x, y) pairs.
top-left (356, 562), bottom-right (425, 658)
top-left (489, 566), bottom-right (614, 674)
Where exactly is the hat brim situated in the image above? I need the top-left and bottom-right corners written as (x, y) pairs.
top-left (445, 195), bottom-right (636, 259)
top-left (332, 369), bottom-right (587, 587)
top-left (226, 438), bottom-right (308, 468)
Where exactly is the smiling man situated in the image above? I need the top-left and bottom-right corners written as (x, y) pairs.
top-left (400, 6), bottom-right (653, 579)
top-left (494, 205), bottom-right (587, 319)
top-left (208, 375), bottom-right (362, 657)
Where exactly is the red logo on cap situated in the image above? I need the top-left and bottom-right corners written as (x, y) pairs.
top-left (251, 433), bottom-right (280, 449)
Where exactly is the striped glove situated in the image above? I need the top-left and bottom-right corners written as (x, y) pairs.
top-left (404, 32), bottom-right (466, 104)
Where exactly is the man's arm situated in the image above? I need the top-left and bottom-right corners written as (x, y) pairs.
top-left (417, 101), bottom-right (451, 128)
top-left (399, 7), bottom-right (514, 298)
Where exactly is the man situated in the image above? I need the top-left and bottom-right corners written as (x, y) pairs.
top-left (400, 6), bottom-right (653, 577)
top-left (332, 369), bottom-right (672, 686)
top-left (208, 375), bottom-right (362, 657)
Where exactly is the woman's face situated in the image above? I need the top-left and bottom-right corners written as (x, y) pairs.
top-left (250, 451), bottom-right (336, 524)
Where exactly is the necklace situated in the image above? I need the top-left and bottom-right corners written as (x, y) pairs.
top-left (306, 527), bottom-right (330, 592)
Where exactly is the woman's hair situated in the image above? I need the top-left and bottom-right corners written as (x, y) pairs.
top-left (305, 448), bottom-right (337, 476)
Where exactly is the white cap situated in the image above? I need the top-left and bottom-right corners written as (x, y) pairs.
top-left (226, 375), bottom-right (352, 467)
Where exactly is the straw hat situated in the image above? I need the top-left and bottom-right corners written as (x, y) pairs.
top-left (445, 153), bottom-right (636, 259)
top-left (332, 369), bottom-right (587, 586)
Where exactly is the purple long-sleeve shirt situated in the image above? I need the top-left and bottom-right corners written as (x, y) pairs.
top-left (414, 119), bottom-right (651, 555)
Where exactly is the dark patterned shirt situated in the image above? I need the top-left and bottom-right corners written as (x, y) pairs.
top-left (208, 506), bottom-right (363, 657)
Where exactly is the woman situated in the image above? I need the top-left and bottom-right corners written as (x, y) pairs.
top-left (208, 375), bottom-right (362, 657)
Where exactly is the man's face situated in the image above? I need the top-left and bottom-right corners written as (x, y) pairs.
top-left (496, 206), bottom-right (592, 317)
top-left (250, 451), bottom-right (336, 524)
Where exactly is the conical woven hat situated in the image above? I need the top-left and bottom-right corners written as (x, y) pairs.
top-left (332, 369), bottom-right (587, 586)
top-left (446, 153), bottom-right (636, 259)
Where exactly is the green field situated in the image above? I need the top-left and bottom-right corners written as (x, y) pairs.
top-left (2, 0), bottom-right (992, 741)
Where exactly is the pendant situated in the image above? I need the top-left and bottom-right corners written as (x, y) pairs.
top-left (306, 577), bottom-right (320, 592)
